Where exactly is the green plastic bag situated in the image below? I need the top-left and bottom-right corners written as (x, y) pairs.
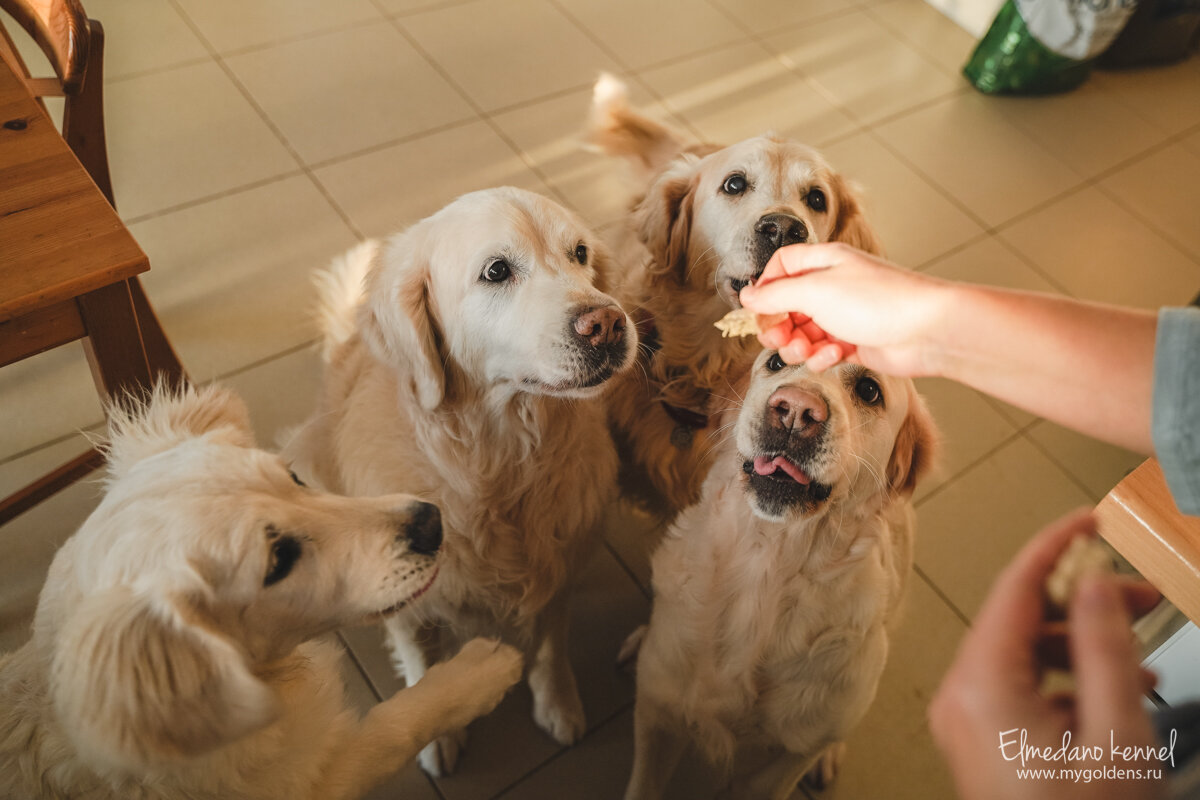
top-left (965, 0), bottom-right (1139, 95)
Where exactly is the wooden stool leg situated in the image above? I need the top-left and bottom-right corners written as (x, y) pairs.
top-left (62, 20), bottom-right (113, 207)
top-left (77, 280), bottom-right (152, 401)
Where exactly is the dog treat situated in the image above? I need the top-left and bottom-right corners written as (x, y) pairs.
top-left (714, 308), bottom-right (788, 338)
top-left (1045, 536), bottom-right (1113, 609)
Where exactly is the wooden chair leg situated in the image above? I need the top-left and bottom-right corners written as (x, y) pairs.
top-left (77, 280), bottom-right (152, 400)
top-left (0, 449), bottom-right (104, 527)
top-left (129, 278), bottom-right (186, 383)
top-left (62, 20), bottom-right (113, 207)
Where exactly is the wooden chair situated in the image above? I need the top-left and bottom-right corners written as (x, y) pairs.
top-left (0, 0), bottom-right (184, 525)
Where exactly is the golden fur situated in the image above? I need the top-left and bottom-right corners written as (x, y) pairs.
top-left (283, 187), bottom-right (637, 774)
top-left (587, 75), bottom-right (884, 516)
top-left (0, 383), bottom-right (523, 800)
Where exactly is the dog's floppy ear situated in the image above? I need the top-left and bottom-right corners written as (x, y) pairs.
top-left (102, 382), bottom-right (254, 482)
top-left (634, 155), bottom-right (700, 282)
top-left (359, 229), bottom-right (447, 411)
top-left (51, 588), bottom-right (278, 772)
top-left (829, 173), bottom-right (884, 257)
top-left (886, 389), bottom-right (938, 497)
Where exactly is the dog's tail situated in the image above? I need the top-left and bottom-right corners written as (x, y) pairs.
top-left (313, 240), bottom-right (378, 363)
top-left (586, 73), bottom-right (690, 183)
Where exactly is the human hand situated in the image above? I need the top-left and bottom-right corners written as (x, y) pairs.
top-left (738, 242), bottom-right (950, 375)
top-left (929, 510), bottom-right (1166, 800)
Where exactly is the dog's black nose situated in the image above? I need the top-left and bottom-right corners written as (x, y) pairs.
top-left (755, 213), bottom-right (808, 253)
top-left (404, 502), bottom-right (442, 556)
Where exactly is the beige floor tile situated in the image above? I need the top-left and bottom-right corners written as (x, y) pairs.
top-left (399, 0), bottom-right (621, 112)
top-left (988, 82), bottom-right (1169, 180)
top-left (874, 92), bottom-right (1083, 228)
top-left (377, 0), bottom-right (479, 14)
top-left (1183, 126), bottom-right (1200, 157)
top-left (221, 345), bottom-right (326, 452)
top-left (822, 132), bottom-right (985, 267)
top-left (313, 121), bottom-right (554, 239)
top-left (341, 546), bottom-right (647, 800)
top-left (637, 41), bottom-right (858, 147)
top-left (867, 0), bottom-right (977, 77)
top-left (0, 348), bottom-right (104, 462)
top-left (709, 0), bottom-right (852, 34)
top-left (0, 436), bottom-right (103, 654)
top-left (602, 502), bottom-right (662, 597)
top-left (1100, 142), bottom-right (1200, 262)
top-left (921, 235), bottom-right (1064, 294)
top-left (916, 436), bottom-right (1092, 618)
top-left (997, 186), bottom-right (1200, 309)
top-left (765, 10), bottom-right (963, 127)
top-left (227, 21), bottom-right (473, 166)
top-left (815, 575), bottom-right (965, 800)
top-left (1025, 420), bottom-right (1145, 503)
top-left (174, 0), bottom-right (382, 54)
top-left (556, 0), bottom-right (743, 71)
top-left (129, 176), bottom-right (358, 381)
top-left (912, 377), bottom-right (1021, 504)
top-left (85, 0), bottom-right (210, 79)
top-left (490, 83), bottom-right (679, 227)
top-left (106, 61), bottom-right (297, 219)
top-left (1091, 58), bottom-right (1200, 137)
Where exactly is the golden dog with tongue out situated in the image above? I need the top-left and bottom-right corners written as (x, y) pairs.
top-left (623, 349), bottom-right (937, 800)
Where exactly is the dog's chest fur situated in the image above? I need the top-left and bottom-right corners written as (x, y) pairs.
top-left (642, 461), bottom-right (909, 762)
top-left (318, 341), bottom-right (618, 624)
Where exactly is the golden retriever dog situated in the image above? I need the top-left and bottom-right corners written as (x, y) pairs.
top-left (587, 74), bottom-right (883, 515)
top-left (284, 186), bottom-right (638, 775)
top-left (0, 383), bottom-right (523, 800)
top-left (623, 351), bottom-right (936, 800)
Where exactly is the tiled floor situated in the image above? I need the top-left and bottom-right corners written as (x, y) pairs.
top-left (3, 1), bottom-right (1198, 798)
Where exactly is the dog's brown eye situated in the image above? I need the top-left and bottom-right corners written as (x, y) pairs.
top-left (766, 353), bottom-right (786, 372)
top-left (482, 259), bottom-right (511, 283)
top-left (574, 243), bottom-right (588, 264)
top-left (806, 188), bottom-right (827, 212)
top-left (264, 535), bottom-right (301, 587)
top-left (721, 173), bottom-right (748, 195)
top-left (854, 377), bottom-right (882, 405)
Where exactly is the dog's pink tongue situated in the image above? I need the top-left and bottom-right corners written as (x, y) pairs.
top-left (752, 456), bottom-right (811, 484)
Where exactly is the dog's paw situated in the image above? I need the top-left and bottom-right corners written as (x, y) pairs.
top-left (803, 742), bottom-right (846, 791)
top-left (428, 638), bottom-right (522, 727)
top-left (616, 624), bottom-right (647, 671)
top-left (418, 729), bottom-right (467, 777)
top-left (532, 685), bottom-right (586, 745)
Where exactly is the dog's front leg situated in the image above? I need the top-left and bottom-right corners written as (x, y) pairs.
top-left (383, 615), bottom-right (463, 776)
top-left (528, 592), bottom-right (586, 745)
top-left (624, 699), bottom-right (686, 800)
top-left (312, 638), bottom-right (522, 800)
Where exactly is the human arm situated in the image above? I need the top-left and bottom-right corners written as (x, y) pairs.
top-left (928, 510), bottom-right (1164, 800)
top-left (738, 243), bottom-right (1157, 454)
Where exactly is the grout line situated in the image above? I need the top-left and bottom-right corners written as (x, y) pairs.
top-left (382, 3), bottom-right (576, 210)
top-left (165, 0), bottom-right (366, 240)
top-left (337, 631), bottom-right (384, 701)
top-left (912, 563), bottom-right (972, 627)
top-left (489, 700), bottom-right (635, 799)
top-left (216, 15), bottom-right (388, 59)
top-left (105, 56), bottom-right (214, 85)
top-left (603, 539), bottom-right (652, 601)
top-left (386, 0), bottom-right (483, 18)
top-left (1018, 423), bottom-right (1107, 505)
top-left (121, 169), bottom-right (307, 227)
top-left (913, 427), bottom-right (1026, 510)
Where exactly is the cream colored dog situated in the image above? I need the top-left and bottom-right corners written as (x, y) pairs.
top-left (624, 351), bottom-right (936, 800)
top-left (285, 186), bottom-right (637, 775)
top-left (0, 383), bottom-right (523, 800)
top-left (588, 74), bottom-right (883, 515)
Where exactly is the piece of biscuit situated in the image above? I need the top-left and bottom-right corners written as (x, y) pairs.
top-left (1045, 536), bottom-right (1113, 609)
top-left (714, 309), bottom-right (788, 338)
